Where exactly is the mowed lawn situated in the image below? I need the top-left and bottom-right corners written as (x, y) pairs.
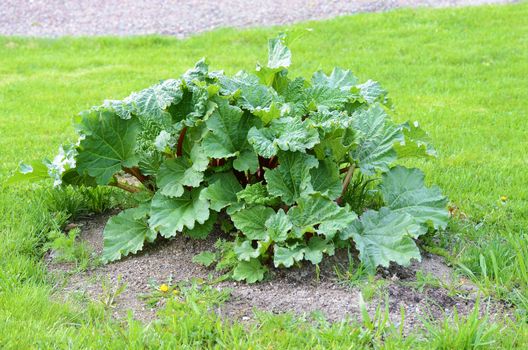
top-left (1, 2), bottom-right (528, 348)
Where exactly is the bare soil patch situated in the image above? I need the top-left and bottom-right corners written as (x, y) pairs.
top-left (47, 213), bottom-right (508, 332)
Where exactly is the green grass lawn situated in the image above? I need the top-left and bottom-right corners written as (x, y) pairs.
top-left (1, 2), bottom-right (528, 348)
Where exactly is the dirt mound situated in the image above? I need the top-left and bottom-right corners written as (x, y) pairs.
top-left (47, 213), bottom-right (508, 332)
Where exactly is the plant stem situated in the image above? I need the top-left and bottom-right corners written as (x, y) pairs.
top-left (177, 127), bottom-right (187, 157)
top-left (111, 181), bottom-right (141, 193)
top-left (337, 163), bottom-right (355, 205)
top-left (123, 166), bottom-right (148, 183)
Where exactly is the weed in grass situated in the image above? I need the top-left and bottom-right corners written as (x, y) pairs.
top-left (44, 228), bottom-right (93, 270)
top-left (99, 275), bottom-right (127, 310)
top-left (334, 249), bottom-right (370, 287)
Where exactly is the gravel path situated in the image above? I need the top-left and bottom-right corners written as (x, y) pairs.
top-left (0, 0), bottom-right (518, 37)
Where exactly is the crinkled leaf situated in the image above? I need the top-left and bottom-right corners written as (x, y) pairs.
top-left (309, 159), bottom-right (342, 200)
top-left (76, 109), bottom-right (139, 185)
top-left (248, 117), bottom-right (320, 158)
top-left (168, 88), bottom-right (207, 126)
top-left (342, 208), bottom-right (422, 272)
top-left (148, 188), bottom-right (210, 238)
top-left (264, 151), bottom-right (318, 205)
top-left (312, 67), bottom-right (358, 91)
top-left (308, 109), bottom-right (353, 133)
top-left (202, 99), bottom-right (256, 169)
top-left (381, 166), bottom-right (448, 230)
top-left (128, 79), bottom-right (183, 120)
top-left (102, 207), bottom-right (156, 263)
top-left (102, 99), bottom-right (134, 120)
top-left (351, 105), bottom-right (403, 175)
top-left (182, 58), bottom-right (209, 83)
top-left (357, 80), bottom-right (387, 104)
top-left (267, 35), bottom-right (291, 69)
top-left (233, 259), bottom-right (267, 283)
top-left (281, 77), bottom-right (309, 115)
top-left (304, 236), bottom-right (335, 265)
top-left (156, 144), bottom-right (208, 197)
top-left (219, 72), bottom-right (275, 111)
top-left (231, 205), bottom-right (275, 240)
top-left (236, 183), bottom-right (280, 206)
top-left (273, 244), bottom-right (305, 268)
top-left (238, 83), bottom-right (275, 112)
top-left (394, 121), bottom-right (437, 159)
top-left (200, 172), bottom-right (242, 211)
top-left (265, 209), bottom-right (292, 243)
top-left (306, 85), bottom-right (349, 110)
top-left (288, 193), bottom-right (357, 239)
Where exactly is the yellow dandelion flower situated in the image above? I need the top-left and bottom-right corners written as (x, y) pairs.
top-left (172, 289), bottom-right (179, 296)
top-left (159, 284), bottom-right (169, 293)
top-left (500, 195), bottom-right (508, 202)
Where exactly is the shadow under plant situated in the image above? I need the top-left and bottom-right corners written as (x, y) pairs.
top-left (46, 212), bottom-right (510, 335)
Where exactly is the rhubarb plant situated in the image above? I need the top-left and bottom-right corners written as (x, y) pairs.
top-left (10, 35), bottom-right (448, 282)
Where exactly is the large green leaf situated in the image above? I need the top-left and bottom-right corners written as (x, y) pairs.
top-left (357, 80), bottom-right (387, 104)
top-left (265, 209), bottom-right (292, 243)
top-left (312, 67), bottom-right (358, 91)
top-left (309, 159), bottom-right (342, 200)
top-left (264, 151), bottom-right (318, 205)
top-left (156, 143), bottom-right (208, 198)
top-left (61, 168), bottom-right (97, 187)
top-left (202, 101), bottom-right (248, 158)
top-left (148, 188), bottom-right (210, 238)
top-left (280, 76), bottom-right (309, 116)
top-left (182, 212), bottom-right (217, 239)
top-left (233, 259), bottom-right (267, 283)
top-left (234, 240), bottom-right (265, 261)
top-left (380, 166), bottom-right (448, 230)
top-left (308, 109), bottom-right (353, 133)
top-left (313, 127), bottom-right (355, 162)
top-left (200, 172), bottom-right (242, 211)
top-left (102, 99), bottom-right (134, 120)
top-left (304, 236), bottom-right (335, 265)
top-left (202, 99), bottom-right (257, 171)
top-left (351, 105), bottom-right (403, 175)
top-left (76, 110), bottom-right (139, 185)
top-left (248, 117), bottom-right (320, 158)
top-left (394, 121), bottom-right (437, 159)
top-left (252, 101), bottom-right (282, 125)
top-left (236, 182), bottom-right (280, 206)
top-left (231, 205), bottom-right (275, 240)
top-left (232, 148), bottom-right (259, 173)
top-left (306, 85), bottom-right (349, 110)
top-left (288, 193), bottom-right (357, 239)
top-left (273, 244), bottom-right (305, 268)
top-left (219, 72), bottom-right (276, 111)
top-left (267, 35), bottom-right (291, 69)
top-left (341, 208), bottom-right (422, 272)
top-left (128, 79), bottom-right (183, 120)
top-left (102, 207), bottom-right (156, 262)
